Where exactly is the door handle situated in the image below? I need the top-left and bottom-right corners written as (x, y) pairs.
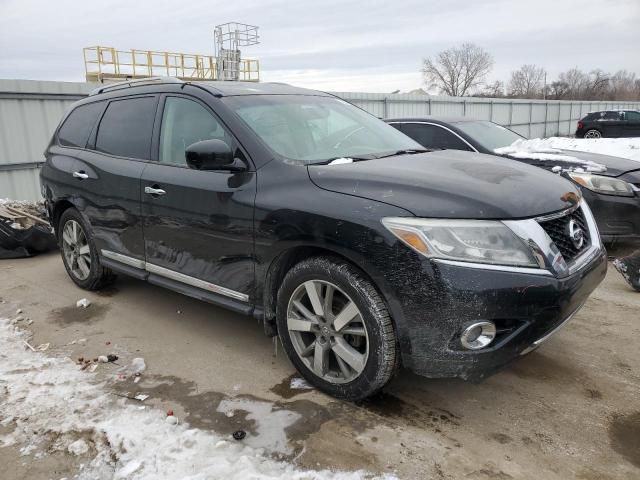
top-left (73, 171), bottom-right (88, 180)
top-left (144, 186), bottom-right (166, 196)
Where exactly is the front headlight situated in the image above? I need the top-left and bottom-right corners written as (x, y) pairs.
top-left (381, 218), bottom-right (539, 267)
top-left (569, 172), bottom-right (635, 197)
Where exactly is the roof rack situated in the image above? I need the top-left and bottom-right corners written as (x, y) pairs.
top-left (89, 76), bottom-right (184, 96)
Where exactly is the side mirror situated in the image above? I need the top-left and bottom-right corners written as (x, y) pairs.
top-left (185, 139), bottom-right (233, 170)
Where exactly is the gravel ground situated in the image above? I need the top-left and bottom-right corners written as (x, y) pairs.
top-left (0, 247), bottom-right (638, 479)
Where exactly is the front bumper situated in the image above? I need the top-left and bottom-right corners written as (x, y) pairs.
top-left (398, 247), bottom-right (607, 380)
top-left (582, 189), bottom-right (640, 242)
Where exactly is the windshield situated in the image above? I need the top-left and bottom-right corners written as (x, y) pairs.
top-left (451, 120), bottom-right (524, 151)
top-left (222, 95), bottom-right (423, 163)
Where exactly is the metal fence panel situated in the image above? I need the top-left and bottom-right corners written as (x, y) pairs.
top-left (1, 79), bottom-right (639, 201)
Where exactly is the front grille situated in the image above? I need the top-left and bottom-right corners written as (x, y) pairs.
top-left (539, 207), bottom-right (591, 262)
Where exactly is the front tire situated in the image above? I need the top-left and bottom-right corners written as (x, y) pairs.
top-left (58, 208), bottom-right (115, 290)
top-left (583, 129), bottom-right (602, 139)
top-left (276, 256), bottom-right (398, 400)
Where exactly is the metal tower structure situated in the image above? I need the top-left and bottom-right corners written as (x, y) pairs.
top-left (214, 22), bottom-right (260, 81)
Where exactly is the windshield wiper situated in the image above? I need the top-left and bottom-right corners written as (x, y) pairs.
top-left (375, 148), bottom-right (430, 159)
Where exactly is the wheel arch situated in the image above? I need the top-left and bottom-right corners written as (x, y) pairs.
top-left (261, 243), bottom-right (409, 365)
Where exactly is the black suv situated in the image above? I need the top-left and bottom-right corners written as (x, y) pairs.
top-left (576, 110), bottom-right (640, 138)
top-left (42, 78), bottom-right (606, 400)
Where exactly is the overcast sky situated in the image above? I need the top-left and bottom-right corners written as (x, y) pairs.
top-left (1, 0), bottom-right (639, 92)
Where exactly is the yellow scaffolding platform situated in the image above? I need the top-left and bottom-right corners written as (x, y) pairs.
top-left (83, 46), bottom-right (259, 83)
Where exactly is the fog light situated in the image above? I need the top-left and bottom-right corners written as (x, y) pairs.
top-left (461, 321), bottom-right (496, 350)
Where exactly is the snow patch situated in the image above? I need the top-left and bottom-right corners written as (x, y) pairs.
top-left (501, 137), bottom-right (640, 162)
top-left (0, 317), bottom-right (386, 479)
top-left (494, 139), bottom-right (607, 172)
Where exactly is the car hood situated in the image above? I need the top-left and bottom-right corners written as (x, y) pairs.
top-left (504, 149), bottom-right (640, 177)
top-left (308, 150), bottom-right (580, 219)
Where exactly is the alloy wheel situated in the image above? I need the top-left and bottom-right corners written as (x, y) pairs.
top-left (61, 220), bottom-right (91, 280)
top-left (286, 280), bottom-right (369, 384)
top-left (584, 129), bottom-right (601, 139)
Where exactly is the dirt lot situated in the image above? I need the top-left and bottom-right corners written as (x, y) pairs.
top-left (1, 247), bottom-right (639, 479)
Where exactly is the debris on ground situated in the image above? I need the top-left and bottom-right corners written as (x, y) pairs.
top-left (232, 430), bottom-right (247, 441)
top-left (107, 353), bottom-right (118, 362)
top-left (290, 377), bottom-right (312, 390)
top-left (67, 439), bottom-right (90, 456)
top-left (98, 355), bottom-right (109, 363)
top-left (134, 394), bottom-right (149, 402)
top-left (165, 414), bottom-right (178, 425)
top-left (0, 199), bottom-right (57, 259)
top-left (613, 250), bottom-right (640, 292)
top-left (35, 343), bottom-right (49, 352)
top-left (130, 357), bottom-right (146, 373)
top-left (76, 298), bottom-right (91, 308)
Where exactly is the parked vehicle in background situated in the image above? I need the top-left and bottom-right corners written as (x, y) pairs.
top-left (575, 110), bottom-right (640, 138)
top-left (41, 79), bottom-right (606, 400)
top-left (386, 117), bottom-right (640, 243)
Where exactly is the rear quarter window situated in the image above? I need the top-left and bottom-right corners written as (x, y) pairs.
top-left (95, 96), bottom-right (157, 159)
top-left (57, 101), bottom-right (105, 148)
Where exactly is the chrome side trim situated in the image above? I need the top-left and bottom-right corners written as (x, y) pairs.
top-left (432, 259), bottom-right (554, 276)
top-left (145, 263), bottom-right (249, 302)
top-left (520, 302), bottom-right (586, 355)
top-left (101, 249), bottom-right (146, 269)
top-left (100, 249), bottom-right (249, 302)
top-left (386, 121), bottom-right (479, 152)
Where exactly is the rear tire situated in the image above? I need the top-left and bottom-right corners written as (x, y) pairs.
top-left (583, 129), bottom-right (602, 139)
top-left (276, 256), bottom-right (398, 400)
top-left (58, 208), bottom-right (115, 290)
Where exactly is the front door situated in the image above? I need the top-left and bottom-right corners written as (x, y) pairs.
top-left (141, 94), bottom-right (256, 303)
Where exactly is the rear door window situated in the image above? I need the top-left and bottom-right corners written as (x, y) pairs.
top-left (402, 123), bottom-right (471, 151)
top-left (95, 97), bottom-right (157, 159)
top-left (401, 123), bottom-right (438, 148)
top-left (57, 101), bottom-right (105, 148)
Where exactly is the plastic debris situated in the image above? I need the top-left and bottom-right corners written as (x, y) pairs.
top-left (290, 377), bottom-right (312, 390)
top-left (134, 394), bottom-right (149, 402)
top-left (134, 376), bottom-right (140, 383)
top-left (225, 410), bottom-right (235, 418)
top-left (89, 364), bottom-right (98, 373)
top-left (98, 355), bottom-right (109, 363)
top-left (76, 298), bottom-right (91, 308)
top-left (68, 439), bottom-right (89, 456)
top-left (23, 340), bottom-right (36, 352)
top-left (36, 343), bottom-right (50, 352)
top-left (328, 157), bottom-right (354, 165)
top-left (215, 440), bottom-right (227, 448)
top-left (165, 415), bottom-right (178, 425)
top-left (232, 430), bottom-right (246, 441)
top-left (26, 319), bottom-right (33, 325)
top-left (107, 354), bottom-right (118, 362)
top-left (131, 357), bottom-right (146, 374)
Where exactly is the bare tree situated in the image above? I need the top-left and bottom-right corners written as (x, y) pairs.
top-left (473, 80), bottom-right (505, 97)
top-left (558, 68), bottom-right (588, 99)
top-left (508, 64), bottom-right (546, 98)
top-left (422, 43), bottom-right (493, 97)
top-left (545, 81), bottom-right (570, 100)
top-left (584, 69), bottom-right (609, 100)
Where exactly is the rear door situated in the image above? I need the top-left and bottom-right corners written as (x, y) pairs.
top-left (622, 111), bottom-right (640, 137)
top-left (43, 100), bottom-right (106, 218)
top-left (75, 95), bottom-right (158, 264)
top-left (140, 94), bottom-right (256, 304)
top-left (598, 111), bottom-right (625, 137)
